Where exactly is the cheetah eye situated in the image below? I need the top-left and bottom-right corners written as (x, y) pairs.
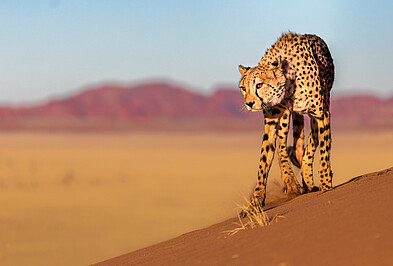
top-left (240, 86), bottom-right (246, 92)
top-left (256, 83), bottom-right (263, 89)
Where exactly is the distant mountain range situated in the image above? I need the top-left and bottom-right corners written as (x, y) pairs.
top-left (0, 82), bottom-right (391, 131)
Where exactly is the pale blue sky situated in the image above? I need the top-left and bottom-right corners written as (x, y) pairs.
top-left (0, 0), bottom-right (392, 103)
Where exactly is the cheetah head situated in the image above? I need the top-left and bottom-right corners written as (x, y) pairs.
top-left (238, 59), bottom-right (286, 111)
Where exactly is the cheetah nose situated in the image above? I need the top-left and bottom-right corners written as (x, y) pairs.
top-left (246, 101), bottom-right (255, 108)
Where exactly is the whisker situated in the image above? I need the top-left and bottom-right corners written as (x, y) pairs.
top-left (239, 105), bottom-right (247, 113)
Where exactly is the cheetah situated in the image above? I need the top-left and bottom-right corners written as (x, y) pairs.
top-left (238, 33), bottom-right (334, 214)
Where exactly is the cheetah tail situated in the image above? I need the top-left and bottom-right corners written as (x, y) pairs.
top-left (287, 146), bottom-right (302, 168)
top-left (289, 113), bottom-right (305, 168)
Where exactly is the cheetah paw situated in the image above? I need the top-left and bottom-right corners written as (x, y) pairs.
top-left (282, 179), bottom-right (301, 198)
top-left (239, 197), bottom-right (265, 218)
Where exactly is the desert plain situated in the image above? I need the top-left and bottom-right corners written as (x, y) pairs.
top-left (0, 129), bottom-right (392, 265)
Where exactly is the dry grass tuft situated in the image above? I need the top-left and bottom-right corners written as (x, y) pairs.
top-left (224, 196), bottom-right (284, 236)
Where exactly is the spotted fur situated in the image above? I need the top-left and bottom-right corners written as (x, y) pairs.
top-left (238, 33), bottom-right (334, 212)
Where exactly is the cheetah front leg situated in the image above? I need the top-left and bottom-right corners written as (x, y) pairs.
top-left (241, 111), bottom-right (280, 216)
top-left (316, 111), bottom-right (333, 190)
top-left (277, 110), bottom-right (301, 197)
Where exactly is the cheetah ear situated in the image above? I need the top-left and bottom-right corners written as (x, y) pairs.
top-left (271, 56), bottom-right (281, 67)
top-left (271, 56), bottom-right (287, 76)
top-left (238, 65), bottom-right (250, 76)
top-left (270, 56), bottom-right (286, 80)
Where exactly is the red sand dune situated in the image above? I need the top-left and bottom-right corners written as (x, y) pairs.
top-left (0, 82), bottom-right (392, 131)
top-left (93, 167), bottom-right (393, 265)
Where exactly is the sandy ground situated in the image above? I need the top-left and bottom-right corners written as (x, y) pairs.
top-left (0, 130), bottom-right (392, 265)
top-left (95, 167), bottom-right (393, 266)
